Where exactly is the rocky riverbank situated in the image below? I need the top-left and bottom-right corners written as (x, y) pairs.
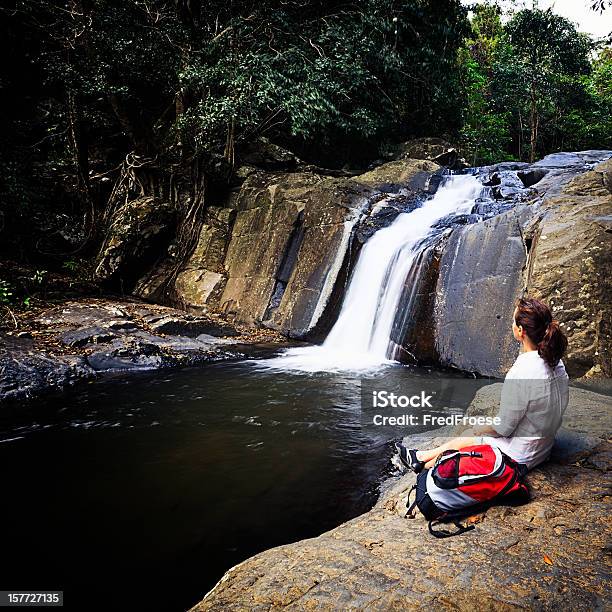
top-left (0, 298), bottom-right (285, 404)
top-left (94, 147), bottom-right (612, 378)
top-left (192, 384), bottom-right (611, 611)
top-left (1, 146), bottom-right (449, 405)
top-left (2, 148), bottom-right (610, 404)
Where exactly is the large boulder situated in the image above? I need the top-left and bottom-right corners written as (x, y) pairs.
top-left (356, 159), bottom-right (440, 192)
top-left (171, 159), bottom-right (440, 339)
top-left (238, 137), bottom-right (302, 171)
top-left (94, 196), bottom-right (175, 291)
top-left (432, 205), bottom-right (534, 376)
top-left (384, 137), bottom-right (460, 168)
top-left (526, 158), bottom-right (612, 377)
top-left (191, 385), bottom-right (611, 611)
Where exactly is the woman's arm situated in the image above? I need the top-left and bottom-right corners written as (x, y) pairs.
top-left (493, 377), bottom-right (529, 437)
top-left (471, 375), bottom-right (529, 438)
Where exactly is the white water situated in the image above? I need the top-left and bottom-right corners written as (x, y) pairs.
top-left (260, 174), bottom-right (482, 372)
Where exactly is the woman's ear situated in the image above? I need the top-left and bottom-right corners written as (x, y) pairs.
top-left (513, 323), bottom-right (524, 342)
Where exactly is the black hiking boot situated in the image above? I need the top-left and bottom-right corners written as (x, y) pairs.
top-left (395, 441), bottom-right (425, 474)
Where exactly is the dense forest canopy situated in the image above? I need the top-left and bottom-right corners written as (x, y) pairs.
top-left (460, 3), bottom-right (611, 164)
top-left (0, 0), bottom-right (610, 277)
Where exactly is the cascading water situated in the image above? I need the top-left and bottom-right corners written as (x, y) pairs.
top-left (261, 174), bottom-right (483, 371)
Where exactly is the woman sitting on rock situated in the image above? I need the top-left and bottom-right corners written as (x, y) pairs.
top-left (397, 297), bottom-right (569, 472)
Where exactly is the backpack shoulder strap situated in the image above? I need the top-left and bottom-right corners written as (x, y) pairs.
top-left (404, 484), bottom-right (418, 518)
top-left (428, 519), bottom-right (475, 538)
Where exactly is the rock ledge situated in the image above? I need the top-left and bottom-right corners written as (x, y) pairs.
top-left (192, 385), bottom-right (611, 611)
top-left (0, 298), bottom-right (285, 404)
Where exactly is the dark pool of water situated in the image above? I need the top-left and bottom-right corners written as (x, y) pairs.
top-left (0, 348), bottom-right (469, 611)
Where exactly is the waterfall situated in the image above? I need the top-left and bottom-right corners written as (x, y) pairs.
top-left (260, 174), bottom-right (482, 371)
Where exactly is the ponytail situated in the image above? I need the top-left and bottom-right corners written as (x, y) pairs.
top-left (514, 297), bottom-right (568, 368)
top-left (537, 319), bottom-right (568, 368)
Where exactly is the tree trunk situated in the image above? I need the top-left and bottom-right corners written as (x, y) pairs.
top-left (107, 93), bottom-right (153, 155)
top-left (67, 88), bottom-right (91, 211)
top-left (529, 83), bottom-right (538, 163)
top-left (224, 116), bottom-right (236, 167)
top-left (517, 108), bottom-right (523, 161)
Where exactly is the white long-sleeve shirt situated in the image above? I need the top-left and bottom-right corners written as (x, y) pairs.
top-left (486, 350), bottom-right (570, 469)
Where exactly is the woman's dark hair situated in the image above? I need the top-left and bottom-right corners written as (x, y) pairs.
top-left (514, 297), bottom-right (568, 368)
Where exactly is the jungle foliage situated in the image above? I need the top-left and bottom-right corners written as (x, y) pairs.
top-left (0, 0), bottom-right (610, 261)
top-left (458, 4), bottom-right (612, 165)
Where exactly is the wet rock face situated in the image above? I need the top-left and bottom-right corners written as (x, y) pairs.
top-left (432, 206), bottom-right (533, 377)
top-left (389, 236), bottom-right (447, 365)
top-left (171, 159), bottom-right (440, 338)
top-left (192, 385), bottom-right (611, 612)
top-left (354, 193), bottom-right (423, 245)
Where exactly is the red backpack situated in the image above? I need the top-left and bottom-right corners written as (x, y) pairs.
top-left (405, 444), bottom-right (530, 537)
